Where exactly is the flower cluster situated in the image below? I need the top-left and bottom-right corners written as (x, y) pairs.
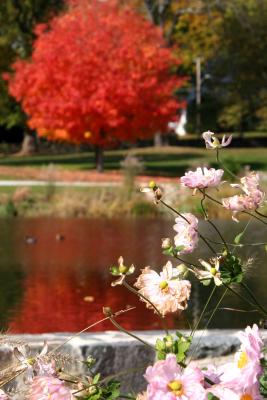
top-left (222, 172), bottom-right (265, 221)
top-left (28, 376), bottom-right (72, 400)
top-left (141, 325), bottom-right (263, 400)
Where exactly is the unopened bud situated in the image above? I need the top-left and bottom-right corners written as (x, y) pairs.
top-left (88, 386), bottom-right (97, 395)
top-left (149, 180), bottom-right (157, 189)
top-left (177, 264), bottom-right (188, 277)
top-left (86, 355), bottom-right (96, 367)
top-left (154, 187), bottom-right (162, 202)
top-left (165, 335), bottom-right (173, 348)
top-left (103, 307), bottom-right (113, 317)
top-left (119, 264), bottom-right (128, 274)
top-left (162, 238), bottom-right (172, 249)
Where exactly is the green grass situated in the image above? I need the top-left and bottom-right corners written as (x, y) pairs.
top-left (0, 146), bottom-right (266, 177)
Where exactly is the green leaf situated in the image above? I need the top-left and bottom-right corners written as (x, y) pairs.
top-left (234, 232), bottom-right (244, 245)
top-left (93, 373), bottom-right (101, 384)
top-left (163, 246), bottom-right (175, 256)
top-left (174, 245), bottom-right (185, 253)
top-left (201, 278), bottom-right (212, 286)
top-left (207, 393), bottom-right (220, 400)
top-left (220, 253), bottom-right (243, 284)
top-left (155, 338), bottom-right (166, 351)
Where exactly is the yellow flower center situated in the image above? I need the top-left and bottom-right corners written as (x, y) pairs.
top-left (210, 267), bottom-right (217, 276)
top-left (211, 137), bottom-right (220, 148)
top-left (119, 265), bottom-right (128, 274)
top-left (159, 280), bottom-right (168, 290)
top-left (168, 380), bottom-right (183, 396)
top-left (238, 351), bottom-right (249, 369)
top-left (240, 394), bottom-right (253, 400)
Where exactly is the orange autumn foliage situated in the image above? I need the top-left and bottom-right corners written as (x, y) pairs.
top-left (6, 0), bottom-right (185, 147)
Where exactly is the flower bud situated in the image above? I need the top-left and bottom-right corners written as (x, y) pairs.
top-left (149, 180), bottom-right (157, 189)
top-left (162, 238), bottom-right (172, 249)
top-left (177, 264), bottom-right (188, 278)
top-left (86, 355), bottom-right (96, 368)
top-left (154, 187), bottom-right (162, 202)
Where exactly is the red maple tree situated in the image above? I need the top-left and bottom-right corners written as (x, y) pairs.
top-left (6, 0), bottom-right (185, 170)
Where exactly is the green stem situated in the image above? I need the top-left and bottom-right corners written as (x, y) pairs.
top-left (123, 281), bottom-right (169, 335)
top-left (222, 283), bottom-right (267, 318)
top-left (175, 255), bottom-right (201, 270)
top-left (190, 285), bottom-right (216, 337)
top-left (100, 365), bottom-right (146, 385)
top-left (189, 288), bottom-right (228, 363)
top-left (206, 238), bottom-right (267, 247)
top-left (216, 148), bottom-right (238, 180)
top-left (108, 315), bottom-right (155, 350)
top-left (199, 189), bottom-right (229, 251)
top-left (204, 288), bottom-right (228, 329)
top-left (255, 209), bottom-right (267, 219)
top-left (241, 282), bottom-right (267, 317)
top-left (49, 307), bottom-right (135, 355)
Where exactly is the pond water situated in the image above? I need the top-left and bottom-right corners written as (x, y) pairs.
top-left (0, 218), bottom-right (266, 333)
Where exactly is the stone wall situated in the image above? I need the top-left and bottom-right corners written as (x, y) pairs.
top-left (0, 330), bottom-right (266, 393)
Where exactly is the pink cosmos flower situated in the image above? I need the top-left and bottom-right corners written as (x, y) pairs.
top-left (144, 354), bottom-right (207, 400)
top-left (219, 325), bottom-right (263, 392)
top-left (173, 213), bottom-right (199, 254)
top-left (222, 172), bottom-right (265, 221)
top-left (28, 376), bottom-right (72, 400)
top-left (181, 167), bottom-right (224, 189)
top-left (202, 131), bottom-right (232, 149)
top-left (134, 261), bottom-right (191, 316)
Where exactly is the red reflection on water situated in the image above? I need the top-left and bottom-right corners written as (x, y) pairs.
top-left (8, 218), bottom-right (185, 333)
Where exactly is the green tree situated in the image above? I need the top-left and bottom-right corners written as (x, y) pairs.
top-left (0, 0), bottom-right (65, 152)
top-left (215, 0), bottom-right (267, 135)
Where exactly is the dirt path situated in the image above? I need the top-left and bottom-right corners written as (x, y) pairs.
top-left (0, 165), bottom-right (178, 184)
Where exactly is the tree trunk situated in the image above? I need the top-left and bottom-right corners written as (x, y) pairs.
top-left (18, 130), bottom-right (39, 156)
top-left (154, 132), bottom-right (163, 147)
top-left (95, 146), bottom-right (104, 172)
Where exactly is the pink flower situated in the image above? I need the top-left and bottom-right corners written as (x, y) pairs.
top-left (28, 376), bottom-right (72, 400)
top-left (136, 392), bottom-right (148, 400)
top-left (173, 213), bottom-right (199, 254)
top-left (202, 131), bottom-right (232, 149)
top-left (219, 325), bottom-right (263, 392)
top-left (144, 354), bottom-right (207, 400)
top-left (222, 172), bottom-right (265, 221)
top-left (203, 364), bottom-right (221, 389)
top-left (181, 167), bottom-right (224, 189)
top-left (0, 390), bottom-right (9, 400)
top-left (134, 261), bottom-right (191, 316)
top-left (208, 383), bottom-right (262, 400)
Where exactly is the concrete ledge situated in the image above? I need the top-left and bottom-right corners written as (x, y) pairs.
top-left (1, 330), bottom-right (266, 392)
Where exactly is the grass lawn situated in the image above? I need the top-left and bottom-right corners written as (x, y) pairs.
top-left (0, 146), bottom-right (266, 177)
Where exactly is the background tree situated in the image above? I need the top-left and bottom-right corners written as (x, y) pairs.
top-left (7, 0), bottom-right (185, 171)
top-left (214, 0), bottom-right (267, 135)
top-left (0, 0), bottom-right (65, 153)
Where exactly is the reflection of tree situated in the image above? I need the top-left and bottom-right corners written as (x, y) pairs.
top-left (0, 221), bottom-right (24, 331)
top-left (8, 218), bottom-right (187, 333)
